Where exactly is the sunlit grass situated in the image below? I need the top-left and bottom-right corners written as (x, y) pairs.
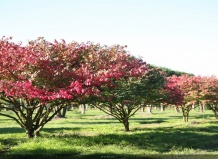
top-left (0, 107), bottom-right (218, 158)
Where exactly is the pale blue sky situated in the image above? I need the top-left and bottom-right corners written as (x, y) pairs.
top-left (0, 0), bottom-right (218, 76)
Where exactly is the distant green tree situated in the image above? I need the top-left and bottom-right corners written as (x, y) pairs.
top-left (150, 65), bottom-right (194, 77)
top-left (141, 65), bottom-right (167, 114)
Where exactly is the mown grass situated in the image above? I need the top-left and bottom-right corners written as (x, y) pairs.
top-left (0, 108), bottom-right (218, 159)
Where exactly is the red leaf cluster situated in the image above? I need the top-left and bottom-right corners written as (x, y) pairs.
top-left (0, 37), bottom-right (147, 102)
top-left (165, 74), bottom-right (218, 106)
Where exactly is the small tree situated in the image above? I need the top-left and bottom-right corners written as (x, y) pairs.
top-left (95, 56), bottom-right (147, 131)
top-left (141, 65), bottom-right (167, 113)
top-left (200, 76), bottom-right (218, 118)
top-left (96, 65), bottom-right (166, 131)
top-left (96, 77), bottom-right (147, 131)
top-left (165, 75), bottom-right (202, 122)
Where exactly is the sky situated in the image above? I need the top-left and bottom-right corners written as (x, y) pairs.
top-left (0, 0), bottom-right (218, 76)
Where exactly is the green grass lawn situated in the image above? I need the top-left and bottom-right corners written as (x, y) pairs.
top-left (0, 108), bottom-right (218, 159)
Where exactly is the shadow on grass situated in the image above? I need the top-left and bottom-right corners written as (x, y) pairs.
top-left (2, 154), bottom-right (217, 159)
top-left (193, 113), bottom-right (214, 119)
top-left (1, 151), bottom-right (81, 159)
top-left (0, 127), bottom-right (24, 134)
top-left (0, 118), bottom-right (14, 121)
top-left (56, 125), bottom-right (218, 153)
top-left (208, 120), bottom-right (218, 124)
top-left (0, 127), bottom-right (81, 135)
top-left (168, 111), bottom-right (215, 119)
top-left (1, 125), bottom-right (218, 157)
top-left (197, 126), bottom-right (218, 133)
top-left (130, 117), bottom-right (169, 121)
top-left (130, 117), bottom-right (168, 125)
top-left (43, 127), bottom-right (81, 133)
top-left (69, 117), bottom-right (168, 125)
top-left (139, 120), bottom-right (166, 124)
top-left (67, 121), bottom-right (119, 125)
top-left (168, 115), bottom-right (184, 119)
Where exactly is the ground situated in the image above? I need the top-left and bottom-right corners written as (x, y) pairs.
top-left (0, 108), bottom-right (218, 159)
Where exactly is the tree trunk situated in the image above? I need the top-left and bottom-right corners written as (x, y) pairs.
top-left (183, 115), bottom-right (188, 122)
top-left (55, 106), bottom-right (62, 118)
top-left (199, 103), bottom-right (205, 113)
top-left (26, 127), bottom-right (41, 138)
top-left (55, 106), bottom-right (67, 118)
top-left (214, 111), bottom-right (218, 119)
top-left (25, 108), bottom-right (35, 138)
top-left (62, 107), bottom-right (67, 117)
top-left (160, 104), bottom-right (165, 112)
top-left (26, 128), bottom-right (35, 138)
top-left (123, 120), bottom-right (130, 132)
top-left (146, 105), bottom-right (152, 114)
top-left (67, 105), bottom-right (72, 111)
top-left (109, 104), bottom-right (113, 114)
top-left (182, 107), bottom-right (189, 122)
top-left (0, 97), bottom-right (67, 139)
top-left (202, 104), bottom-right (205, 112)
top-left (192, 103), bottom-right (195, 110)
top-left (85, 104), bottom-right (89, 110)
top-left (141, 106), bottom-right (145, 112)
top-left (35, 131), bottom-right (40, 137)
top-left (80, 104), bottom-right (86, 114)
top-left (175, 106), bottom-right (180, 113)
top-left (211, 105), bottom-right (218, 119)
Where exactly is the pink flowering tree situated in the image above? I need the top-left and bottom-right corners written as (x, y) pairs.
top-left (200, 76), bottom-right (218, 118)
top-left (0, 37), bottom-right (145, 138)
top-left (164, 76), bottom-right (184, 112)
top-left (165, 75), bottom-right (202, 122)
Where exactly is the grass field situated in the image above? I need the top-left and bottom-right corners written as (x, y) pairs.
top-left (0, 108), bottom-right (218, 159)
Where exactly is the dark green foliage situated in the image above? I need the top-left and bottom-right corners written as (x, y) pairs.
top-left (95, 64), bottom-right (167, 131)
top-left (142, 65), bottom-right (167, 104)
top-left (150, 64), bottom-right (194, 77)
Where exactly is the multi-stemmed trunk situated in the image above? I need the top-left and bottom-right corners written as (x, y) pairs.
top-left (160, 104), bottom-right (165, 112)
top-left (0, 97), bottom-right (65, 139)
top-left (56, 106), bottom-right (67, 118)
top-left (80, 104), bottom-right (86, 114)
top-left (175, 106), bottom-right (180, 113)
top-left (146, 105), bottom-right (152, 114)
top-left (181, 105), bottom-right (192, 122)
top-left (96, 103), bottom-right (141, 132)
top-left (26, 128), bottom-right (35, 138)
top-left (210, 104), bottom-right (218, 119)
top-left (199, 103), bottom-right (205, 113)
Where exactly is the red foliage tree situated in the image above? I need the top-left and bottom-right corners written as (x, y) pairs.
top-left (165, 75), bottom-right (202, 122)
top-left (164, 76), bottom-right (184, 106)
top-left (200, 76), bottom-right (218, 118)
top-left (0, 37), bottom-right (146, 138)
